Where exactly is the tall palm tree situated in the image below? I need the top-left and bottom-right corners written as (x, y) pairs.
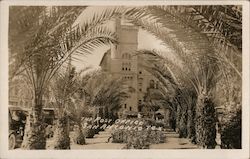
top-left (136, 48), bottom-right (219, 147)
top-left (9, 6), bottom-right (116, 149)
top-left (137, 50), bottom-right (194, 137)
top-left (69, 5), bottom-right (241, 148)
top-left (71, 5), bottom-right (241, 148)
top-left (50, 66), bottom-right (90, 149)
top-left (124, 6), bottom-right (241, 148)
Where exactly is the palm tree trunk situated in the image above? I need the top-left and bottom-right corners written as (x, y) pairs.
top-left (176, 104), bottom-right (181, 133)
top-left (54, 115), bottom-right (70, 149)
top-left (187, 97), bottom-right (196, 143)
top-left (21, 91), bottom-right (46, 149)
top-left (74, 120), bottom-right (85, 145)
top-left (179, 106), bottom-right (188, 138)
top-left (195, 92), bottom-right (217, 148)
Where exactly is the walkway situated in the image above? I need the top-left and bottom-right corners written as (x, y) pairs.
top-left (150, 130), bottom-right (198, 149)
top-left (71, 129), bottom-right (125, 149)
top-left (46, 128), bottom-right (198, 149)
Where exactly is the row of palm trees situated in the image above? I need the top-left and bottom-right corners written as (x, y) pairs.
top-left (48, 66), bottom-right (127, 149)
top-left (133, 6), bottom-right (241, 148)
top-left (9, 5), bottom-right (242, 149)
top-left (9, 6), bottom-right (119, 149)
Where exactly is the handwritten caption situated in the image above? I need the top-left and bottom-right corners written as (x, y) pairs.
top-left (80, 117), bottom-right (163, 131)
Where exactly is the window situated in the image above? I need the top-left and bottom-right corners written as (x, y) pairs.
top-left (139, 71), bottom-right (142, 74)
top-left (122, 62), bottom-right (131, 71)
top-left (139, 88), bottom-right (142, 92)
top-left (138, 100), bottom-right (142, 105)
top-left (138, 102), bottom-right (142, 112)
top-left (122, 53), bottom-right (131, 59)
top-left (128, 63), bottom-right (131, 71)
top-left (149, 80), bottom-right (155, 88)
top-left (129, 107), bottom-right (132, 111)
top-left (124, 104), bottom-right (127, 109)
top-left (138, 78), bottom-right (143, 86)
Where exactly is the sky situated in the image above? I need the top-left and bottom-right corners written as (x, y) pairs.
top-left (71, 6), bottom-right (170, 71)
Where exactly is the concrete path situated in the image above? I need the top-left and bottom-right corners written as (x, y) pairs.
top-left (150, 131), bottom-right (198, 149)
top-left (46, 128), bottom-right (198, 149)
top-left (71, 129), bottom-right (126, 149)
top-left (46, 128), bottom-right (126, 149)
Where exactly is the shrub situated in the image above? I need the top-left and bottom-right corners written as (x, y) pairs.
top-left (112, 129), bottom-right (166, 149)
top-left (221, 107), bottom-right (241, 149)
top-left (73, 130), bottom-right (85, 145)
top-left (83, 128), bottom-right (96, 138)
top-left (72, 125), bottom-right (86, 145)
top-left (111, 118), bottom-right (166, 149)
top-left (112, 129), bottom-right (127, 143)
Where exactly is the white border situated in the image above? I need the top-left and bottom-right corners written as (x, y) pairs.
top-left (0, 1), bottom-right (249, 159)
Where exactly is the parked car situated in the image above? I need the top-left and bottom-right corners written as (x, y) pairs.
top-left (8, 106), bottom-right (29, 149)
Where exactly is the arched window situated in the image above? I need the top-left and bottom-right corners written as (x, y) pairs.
top-left (122, 53), bottom-right (131, 59)
top-left (149, 80), bottom-right (155, 88)
top-left (138, 78), bottom-right (143, 86)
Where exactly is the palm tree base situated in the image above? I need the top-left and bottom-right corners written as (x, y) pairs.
top-left (54, 117), bottom-right (71, 149)
top-left (21, 121), bottom-right (46, 149)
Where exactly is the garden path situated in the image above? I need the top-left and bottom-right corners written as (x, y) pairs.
top-left (46, 128), bottom-right (198, 149)
top-left (150, 129), bottom-right (198, 149)
top-left (70, 128), bottom-right (126, 149)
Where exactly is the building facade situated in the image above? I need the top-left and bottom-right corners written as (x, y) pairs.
top-left (99, 19), bottom-right (162, 118)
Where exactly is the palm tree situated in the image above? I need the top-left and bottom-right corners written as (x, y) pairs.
top-left (137, 50), bottom-right (194, 137)
top-left (70, 5), bottom-right (241, 148)
top-left (124, 6), bottom-right (241, 148)
top-left (50, 66), bottom-right (93, 148)
top-left (53, 5), bottom-right (241, 148)
top-left (84, 71), bottom-right (129, 119)
top-left (9, 6), bottom-right (116, 149)
top-left (136, 48), bottom-right (218, 147)
top-left (10, 5), bottom-right (242, 149)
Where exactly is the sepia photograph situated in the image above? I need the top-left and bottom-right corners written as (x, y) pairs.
top-left (0, 0), bottom-right (249, 159)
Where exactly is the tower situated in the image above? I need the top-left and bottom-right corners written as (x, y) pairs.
top-left (110, 18), bottom-right (139, 115)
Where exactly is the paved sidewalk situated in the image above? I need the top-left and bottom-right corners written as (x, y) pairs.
top-left (150, 131), bottom-right (198, 149)
top-left (46, 129), bottom-right (126, 149)
top-left (46, 129), bottom-right (198, 149)
top-left (71, 130), bottom-right (125, 149)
